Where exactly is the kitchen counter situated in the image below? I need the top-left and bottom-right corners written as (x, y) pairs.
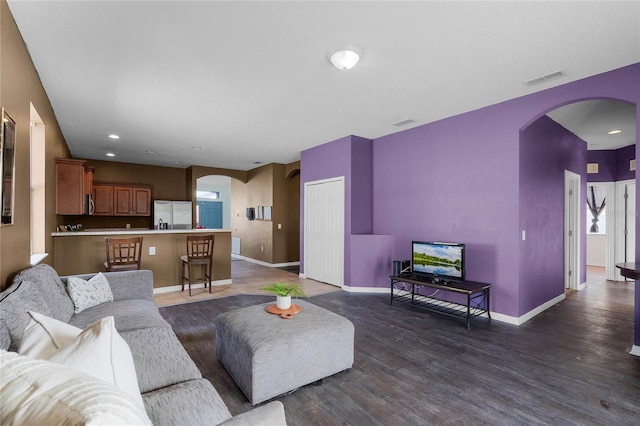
top-left (52, 229), bottom-right (232, 290)
top-left (52, 228), bottom-right (229, 237)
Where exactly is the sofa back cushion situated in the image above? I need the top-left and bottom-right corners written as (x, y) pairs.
top-left (0, 280), bottom-right (53, 350)
top-left (11, 264), bottom-right (74, 323)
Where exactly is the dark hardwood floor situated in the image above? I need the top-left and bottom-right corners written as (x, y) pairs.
top-left (160, 269), bottom-right (639, 426)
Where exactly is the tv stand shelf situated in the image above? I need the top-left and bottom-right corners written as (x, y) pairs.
top-left (390, 274), bottom-right (491, 329)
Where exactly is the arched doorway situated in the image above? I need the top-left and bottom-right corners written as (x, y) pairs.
top-left (196, 175), bottom-right (231, 229)
top-left (520, 98), bottom-right (636, 294)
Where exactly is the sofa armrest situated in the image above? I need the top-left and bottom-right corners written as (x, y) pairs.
top-left (218, 401), bottom-right (287, 426)
top-left (62, 270), bottom-right (154, 301)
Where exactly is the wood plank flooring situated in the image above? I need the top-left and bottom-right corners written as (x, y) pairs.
top-left (159, 266), bottom-right (640, 426)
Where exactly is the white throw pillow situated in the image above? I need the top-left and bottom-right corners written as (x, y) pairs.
top-left (67, 272), bottom-right (114, 313)
top-left (16, 313), bottom-right (144, 410)
top-left (1, 350), bottom-right (151, 425)
top-left (17, 311), bottom-right (82, 359)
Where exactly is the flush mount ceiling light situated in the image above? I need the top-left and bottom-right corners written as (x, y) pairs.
top-left (106, 152), bottom-right (115, 157)
top-left (329, 49), bottom-right (360, 70)
top-left (108, 134), bottom-right (120, 139)
top-left (607, 129), bottom-right (623, 135)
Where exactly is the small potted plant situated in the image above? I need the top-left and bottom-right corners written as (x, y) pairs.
top-left (261, 282), bottom-right (307, 310)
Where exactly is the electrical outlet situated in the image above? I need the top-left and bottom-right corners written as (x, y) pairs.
top-left (149, 247), bottom-right (156, 255)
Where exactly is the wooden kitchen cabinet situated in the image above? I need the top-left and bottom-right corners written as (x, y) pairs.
top-left (94, 184), bottom-right (151, 216)
top-left (92, 184), bottom-right (114, 216)
top-left (56, 158), bottom-right (92, 215)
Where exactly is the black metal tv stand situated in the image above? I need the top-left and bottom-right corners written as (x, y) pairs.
top-left (390, 273), bottom-right (491, 329)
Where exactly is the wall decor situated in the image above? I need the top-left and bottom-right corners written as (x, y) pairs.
top-left (1, 108), bottom-right (16, 225)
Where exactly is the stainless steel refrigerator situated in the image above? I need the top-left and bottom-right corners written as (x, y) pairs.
top-left (153, 201), bottom-right (192, 229)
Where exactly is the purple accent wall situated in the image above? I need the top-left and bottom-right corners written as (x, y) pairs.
top-left (299, 135), bottom-right (373, 286)
top-left (587, 145), bottom-right (636, 182)
top-left (519, 116), bottom-right (587, 314)
top-left (301, 63), bottom-right (639, 339)
top-left (616, 145), bottom-right (636, 181)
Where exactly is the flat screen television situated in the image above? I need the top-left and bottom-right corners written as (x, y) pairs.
top-left (412, 241), bottom-right (465, 282)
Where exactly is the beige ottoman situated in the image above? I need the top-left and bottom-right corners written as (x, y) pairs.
top-left (214, 300), bottom-right (354, 405)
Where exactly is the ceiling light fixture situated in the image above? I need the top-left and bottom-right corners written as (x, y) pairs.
top-left (106, 152), bottom-right (115, 157)
top-left (146, 150), bottom-right (156, 154)
top-left (329, 49), bottom-right (360, 70)
top-left (191, 147), bottom-right (202, 150)
top-left (108, 134), bottom-right (120, 139)
top-left (607, 129), bottom-right (623, 135)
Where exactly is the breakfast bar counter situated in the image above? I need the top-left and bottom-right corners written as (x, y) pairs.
top-left (52, 229), bottom-right (231, 291)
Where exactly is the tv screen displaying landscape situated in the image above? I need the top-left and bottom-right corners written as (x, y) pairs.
top-left (412, 241), bottom-right (464, 280)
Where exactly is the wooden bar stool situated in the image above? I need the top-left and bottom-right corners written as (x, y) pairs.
top-left (181, 234), bottom-right (214, 296)
top-left (105, 237), bottom-right (143, 272)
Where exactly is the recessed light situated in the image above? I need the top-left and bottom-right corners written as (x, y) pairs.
top-left (108, 134), bottom-right (120, 139)
top-left (607, 129), bottom-right (622, 135)
top-left (106, 152), bottom-right (116, 157)
top-left (146, 150), bottom-right (157, 154)
top-left (191, 147), bottom-right (202, 151)
top-left (173, 161), bottom-right (182, 164)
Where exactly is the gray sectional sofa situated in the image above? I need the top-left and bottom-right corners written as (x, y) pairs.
top-left (0, 264), bottom-right (287, 425)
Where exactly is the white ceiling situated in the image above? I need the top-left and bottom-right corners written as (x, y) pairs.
top-left (7, 1), bottom-right (639, 170)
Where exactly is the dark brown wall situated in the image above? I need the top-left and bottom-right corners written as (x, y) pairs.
top-left (0, 0), bottom-right (71, 289)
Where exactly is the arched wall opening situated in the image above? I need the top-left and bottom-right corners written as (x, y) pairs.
top-left (518, 96), bottom-right (637, 322)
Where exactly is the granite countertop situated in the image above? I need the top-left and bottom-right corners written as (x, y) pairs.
top-left (51, 228), bottom-right (230, 237)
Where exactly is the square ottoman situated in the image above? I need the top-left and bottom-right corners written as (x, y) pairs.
top-left (214, 299), bottom-right (354, 405)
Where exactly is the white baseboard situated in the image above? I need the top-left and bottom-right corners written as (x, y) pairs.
top-left (153, 279), bottom-right (233, 294)
top-left (577, 281), bottom-right (587, 291)
top-left (630, 345), bottom-right (640, 357)
top-left (232, 254), bottom-right (300, 268)
top-left (500, 293), bottom-right (566, 325)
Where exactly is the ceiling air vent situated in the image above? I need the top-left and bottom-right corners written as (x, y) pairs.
top-left (393, 118), bottom-right (415, 127)
top-left (524, 70), bottom-right (565, 86)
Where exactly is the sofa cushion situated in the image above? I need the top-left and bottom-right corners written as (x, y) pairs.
top-left (69, 298), bottom-right (170, 332)
top-left (1, 350), bottom-right (151, 425)
top-left (142, 379), bottom-right (232, 426)
top-left (0, 280), bottom-right (52, 349)
top-left (0, 320), bottom-right (10, 351)
top-left (66, 272), bottom-right (114, 313)
top-left (11, 264), bottom-right (74, 322)
top-left (120, 327), bottom-right (203, 393)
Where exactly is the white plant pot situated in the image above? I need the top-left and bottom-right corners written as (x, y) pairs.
top-left (276, 295), bottom-right (292, 310)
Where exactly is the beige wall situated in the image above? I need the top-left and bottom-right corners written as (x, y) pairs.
top-left (0, 1), bottom-right (300, 289)
top-left (231, 163), bottom-right (300, 264)
top-left (0, 0), bottom-right (71, 289)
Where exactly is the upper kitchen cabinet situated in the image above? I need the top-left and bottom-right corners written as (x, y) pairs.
top-left (56, 158), bottom-right (92, 215)
top-left (94, 184), bottom-right (151, 216)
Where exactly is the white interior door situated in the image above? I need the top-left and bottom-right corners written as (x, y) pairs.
top-left (304, 177), bottom-right (344, 287)
top-left (564, 171), bottom-right (580, 290)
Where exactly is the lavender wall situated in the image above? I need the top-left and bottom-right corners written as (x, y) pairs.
top-left (301, 63), bottom-right (639, 325)
top-left (587, 145), bottom-right (636, 182)
top-left (300, 135), bottom-right (373, 286)
top-left (519, 115), bottom-right (587, 314)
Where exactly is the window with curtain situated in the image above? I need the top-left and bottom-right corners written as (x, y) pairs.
top-left (586, 185), bottom-right (606, 235)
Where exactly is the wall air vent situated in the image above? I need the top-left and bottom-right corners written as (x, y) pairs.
top-left (393, 118), bottom-right (415, 127)
top-left (524, 70), bottom-right (565, 86)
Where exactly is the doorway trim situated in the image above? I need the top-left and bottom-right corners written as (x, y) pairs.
top-left (614, 179), bottom-right (636, 280)
top-left (564, 170), bottom-right (581, 290)
top-left (586, 182), bottom-right (616, 280)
